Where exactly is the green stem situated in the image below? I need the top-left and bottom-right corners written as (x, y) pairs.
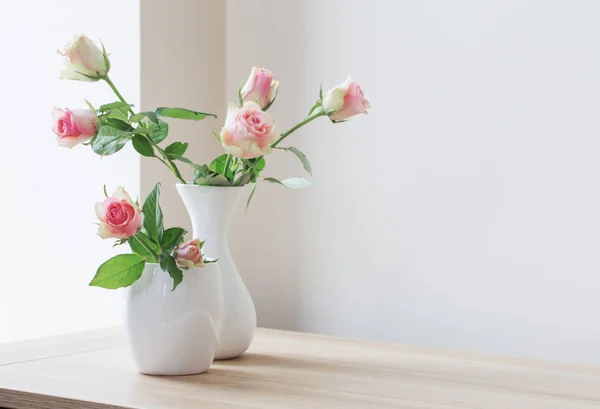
top-left (103, 76), bottom-right (135, 115)
top-left (103, 75), bottom-right (187, 184)
top-left (271, 108), bottom-right (326, 148)
top-left (149, 139), bottom-right (186, 184)
top-left (132, 234), bottom-right (160, 262)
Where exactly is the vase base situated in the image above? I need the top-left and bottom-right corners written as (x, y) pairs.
top-left (214, 354), bottom-right (242, 361)
top-left (138, 367), bottom-right (210, 376)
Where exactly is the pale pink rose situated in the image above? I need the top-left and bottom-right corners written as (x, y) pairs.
top-left (95, 187), bottom-right (142, 240)
top-left (175, 239), bottom-right (205, 268)
top-left (322, 77), bottom-right (370, 121)
top-left (58, 35), bottom-right (108, 81)
top-left (52, 108), bottom-right (98, 148)
top-left (220, 101), bottom-right (277, 159)
top-left (240, 67), bottom-right (279, 109)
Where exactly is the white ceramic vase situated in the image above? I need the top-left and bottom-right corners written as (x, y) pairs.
top-left (123, 262), bottom-right (223, 375)
top-left (176, 184), bottom-right (257, 360)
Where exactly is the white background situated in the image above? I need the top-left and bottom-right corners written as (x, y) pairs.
top-left (0, 0), bottom-right (139, 342)
top-left (225, 0), bottom-right (600, 364)
top-left (2, 0), bottom-right (600, 366)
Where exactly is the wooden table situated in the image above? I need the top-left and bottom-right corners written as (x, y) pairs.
top-left (0, 328), bottom-right (599, 408)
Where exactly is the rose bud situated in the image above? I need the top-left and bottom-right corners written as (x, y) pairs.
top-left (322, 77), bottom-right (370, 121)
top-left (58, 34), bottom-right (108, 81)
top-left (175, 239), bottom-right (205, 268)
top-left (240, 67), bottom-right (279, 109)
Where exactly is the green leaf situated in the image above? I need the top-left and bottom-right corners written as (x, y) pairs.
top-left (130, 113), bottom-right (145, 122)
top-left (140, 111), bottom-right (159, 124)
top-left (142, 183), bottom-right (164, 245)
top-left (193, 176), bottom-right (212, 186)
top-left (233, 171), bottom-right (253, 186)
top-left (132, 135), bottom-right (155, 157)
top-left (89, 254), bottom-right (146, 289)
top-left (211, 174), bottom-right (231, 186)
top-left (254, 157), bottom-right (266, 171)
top-left (103, 118), bottom-right (132, 131)
top-left (209, 154), bottom-right (234, 178)
top-left (172, 155), bottom-right (209, 174)
top-left (162, 227), bottom-right (187, 254)
top-left (107, 110), bottom-right (129, 122)
top-left (164, 142), bottom-right (188, 158)
top-left (103, 184), bottom-right (108, 198)
top-left (91, 125), bottom-right (129, 156)
top-left (213, 130), bottom-right (222, 141)
top-left (155, 107), bottom-right (217, 121)
top-left (99, 101), bottom-right (132, 113)
top-left (246, 182), bottom-right (257, 211)
top-left (128, 233), bottom-right (159, 258)
top-left (132, 127), bottom-right (154, 135)
top-left (264, 177), bottom-right (313, 189)
top-left (149, 120), bottom-right (169, 144)
top-left (242, 157), bottom-right (265, 172)
top-left (281, 177), bottom-right (313, 189)
top-left (99, 102), bottom-right (131, 123)
top-left (193, 173), bottom-right (230, 186)
top-left (287, 147), bottom-right (312, 175)
top-left (159, 254), bottom-right (183, 291)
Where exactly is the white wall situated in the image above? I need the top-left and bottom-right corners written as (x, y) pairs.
top-left (0, 0), bottom-right (140, 342)
top-left (140, 0), bottom-right (225, 221)
top-left (227, 0), bottom-right (600, 364)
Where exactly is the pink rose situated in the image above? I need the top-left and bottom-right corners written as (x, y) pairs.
top-left (52, 108), bottom-right (98, 148)
top-left (175, 239), bottom-right (205, 268)
top-left (220, 101), bottom-right (277, 159)
top-left (322, 77), bottom-right (370, 121)
top-left (240, 67), bottom-right (279, 109)
top-left (95, 187), bottom-right (143, 240)
top-left (58, 35), bottom-right (108, 81)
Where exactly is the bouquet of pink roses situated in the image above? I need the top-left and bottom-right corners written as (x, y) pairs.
top-left (53, 35), bottom-right (369, 290)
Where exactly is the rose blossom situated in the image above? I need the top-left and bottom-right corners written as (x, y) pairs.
top-left (95, 187), bottom-right (142, 240)
top-left (240, 67), bottom-right (279, 109)
top-left (52, 108), bottom-right (98, 148)
top-left (175, 239), bottom-right (205, 268)
top-left (322, 77), bottom-right (370, 121)
top-left (220, 101), bottom-right (277, 159)
top-left (58, 35), bottom-right (108, 81)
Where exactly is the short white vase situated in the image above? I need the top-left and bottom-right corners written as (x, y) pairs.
top-left (176, 184), bottom-right (257, 360)
top-left (123, 262), bottom-right (223, 375)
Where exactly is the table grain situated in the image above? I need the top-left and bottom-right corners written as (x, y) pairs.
top-left (0, 327), bottom-right (599, 408)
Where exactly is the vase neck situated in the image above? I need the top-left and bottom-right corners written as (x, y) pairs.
top-left (176, 185), bottom-right (245, 258)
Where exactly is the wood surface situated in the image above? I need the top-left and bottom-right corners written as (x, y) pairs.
top-left (0, 327), bottom-right (599, 408)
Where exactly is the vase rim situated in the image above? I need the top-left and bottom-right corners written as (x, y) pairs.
top-left (143, 261), bottom-right (219, 269)
top-left (176, 183), bottom-right (246, 189)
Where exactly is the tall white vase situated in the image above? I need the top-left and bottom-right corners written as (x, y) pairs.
top-left (123, 262), bottom-right (223, 375)
top-left (176, 184), bottom-right (257, 360)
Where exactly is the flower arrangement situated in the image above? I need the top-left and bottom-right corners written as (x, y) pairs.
top-left (54, 35), bottom-right (369, 290)
top-left (90, 183), bottom-right (213, 290)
